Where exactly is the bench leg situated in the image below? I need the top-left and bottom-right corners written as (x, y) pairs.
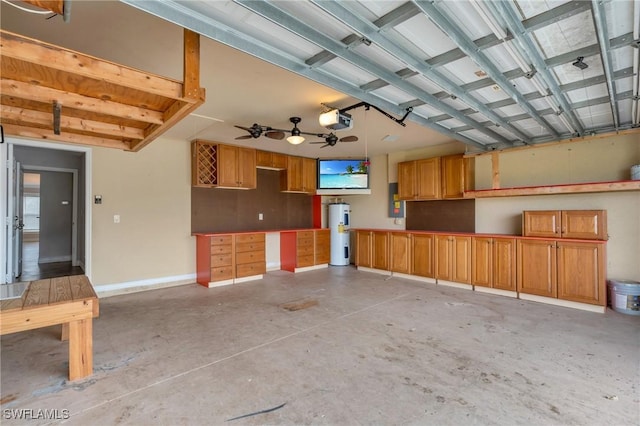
top-left (68, 319), bottom-right (93, 381)
top-left (61, 323), bottom-right (69, 341)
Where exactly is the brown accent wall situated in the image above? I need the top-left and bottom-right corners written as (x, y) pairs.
top-left (191, 169), bottom-right (313, 233)
top-left (406, 199), bottom-right (475, 232)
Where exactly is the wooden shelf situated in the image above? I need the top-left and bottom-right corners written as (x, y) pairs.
top-left (464, 180), bottom-right (640, 198)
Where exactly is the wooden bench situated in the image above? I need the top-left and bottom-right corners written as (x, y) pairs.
top-left (0, 275), bottom-right (99, 381)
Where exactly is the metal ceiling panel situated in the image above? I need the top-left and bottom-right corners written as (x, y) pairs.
top-left (115, 0), bottom-right (639, 151)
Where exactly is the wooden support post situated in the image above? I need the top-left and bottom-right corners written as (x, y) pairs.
top-left (183, 29), bottom-right (200, 100)
top-left (491, 152), bottom-right (500, 189)
top-left (61, 322), bottom-right (69, 341)
top-left (68, 318), bottom-right (93, 381)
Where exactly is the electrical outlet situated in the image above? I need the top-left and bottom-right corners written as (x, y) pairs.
top-left (258, 213), bottom-right (264, 221)
top-left (114, 214), bottom-right (120, 224)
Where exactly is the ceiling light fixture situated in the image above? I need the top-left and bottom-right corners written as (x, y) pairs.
top-left (286, 117), bottom-right (305, 145)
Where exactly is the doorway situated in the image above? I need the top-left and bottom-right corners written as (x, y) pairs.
top-left (1, 140), bottom-right (91, 284)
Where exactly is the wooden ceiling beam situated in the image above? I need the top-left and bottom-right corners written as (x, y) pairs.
top-left (1, 105), bottom-right (145, 140)
top-left (1, 30), bottom-right (185, 100)
top-left (2, 124), bottom-right (131, 150)
top-left (1, 79), bottom-right (165, 125)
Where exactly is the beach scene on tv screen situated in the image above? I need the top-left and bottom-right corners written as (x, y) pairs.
top-left (319, 159), bottom-right (368, 188)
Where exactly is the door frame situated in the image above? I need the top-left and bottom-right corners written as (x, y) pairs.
top-left (1, 137), bottom-right (92, 284)
top-left (23, 166), bottom-right (79, 266)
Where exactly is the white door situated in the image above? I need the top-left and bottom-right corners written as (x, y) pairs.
top-left (5, 145), bottom-right (16, 282)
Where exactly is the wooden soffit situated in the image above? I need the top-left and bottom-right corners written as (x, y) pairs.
top-left (0, 29), bottom-right (205, 151)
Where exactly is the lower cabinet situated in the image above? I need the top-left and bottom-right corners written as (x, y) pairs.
top-left (356, 230), bottom-right (389, 270)
top-left (435, 235), bottom-right (471, 283)
top-left (411, 233), bottom-right (435, 278)
top-left (197, 233), bottom-right (266, 287)
top-left (390, 232), bottom-right (411, 274)
top-left (517, 239), bottom-right (605, 305)
top-left (280, 229), bottom-right (331, 272)
top-left (472, 237), bottom-right (516, 291)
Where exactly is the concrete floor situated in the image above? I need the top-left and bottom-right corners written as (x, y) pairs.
top-left (1, 267), bottom-right (638, 425)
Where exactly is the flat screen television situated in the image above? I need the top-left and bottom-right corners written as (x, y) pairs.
top-left (317, 158), bottom-right (370, 190)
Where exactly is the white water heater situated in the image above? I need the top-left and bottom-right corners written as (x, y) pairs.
top-left (328, 202), bottom-right (350, 266)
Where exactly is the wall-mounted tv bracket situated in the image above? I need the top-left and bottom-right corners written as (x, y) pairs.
top-left (338, 102), bottom-right (413, 127)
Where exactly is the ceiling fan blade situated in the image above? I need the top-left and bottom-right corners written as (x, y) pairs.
top-left (235, 135), bottom-right (253, 140)
top-left (320, 143), bottom-right (330, 148)
top-left (309, 141), bottom-right (326, 144)
top-left (340, 135), bottom-right (358, 142)
top-left (234, 125), bottom-right (252, 131)
top-left (264, 130), bottom-right (285, 140)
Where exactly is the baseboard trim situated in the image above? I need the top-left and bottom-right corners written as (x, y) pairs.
top-left (390, 272), bottom-right (436, 285)
top-left (437, 280), bottom-right (473, 291)
top-left (518, 293), bottom-right (605, 313)
top-left (474, 286), bottom-right (518, 298)
top-left (356, 266), bottom-right (392, 276)
top-left (294, 264), bottom-right (328, 273)
top-left (39, 255), bottom-right (72, 264)
top-left (95, 273), bottom-right (196, 298)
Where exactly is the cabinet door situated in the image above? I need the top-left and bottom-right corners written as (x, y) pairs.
top-left (493, 238), bottom-right (516, 291)
top-left (397, 161), bottom-right (416, 200)
top-left (302, 157), bottom-right (317, 194)
top-left (561, 210), bottom-right (607, 240)
top-left (472, 237), bottom-right (492, 287)
top-left (517, 239), bottom-right (557, 297)
top-left (441, 154), bottom-right (465, 199)
top-left (452, 236), bottom-right (471, 283)
top-left (356, 231), bottom-right (372, 267)
top-left (314, 229), bottom-right (330, 265)
top-left (297, 231), bottom-right (315, 267)
top-left (434, 235), bottom-right (452, 280)
top-left (281, 156), bottom-right (303, 192)
top-left (271, 152), bottom-right (287, 170)
top-left (522, 210), bottom-right (561, 238)
top-left (557, 241), bottom-right (605, 305)
top-left (372, 231), bottom-right (389, 270)
top-left (390, 232), bottom-right (411, 274)
top-left (416, 157), bottom-right (441, 199)
top-left (217, 144), bottom-right (240, 187)
top-left (411, 233), bottom-right (434, 278)
top-left (238, 147), bottom-right (257, 189)
top-left (256, 150), bottom-right (272, 168)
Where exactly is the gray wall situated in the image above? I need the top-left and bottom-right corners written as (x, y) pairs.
top-left (14, 146), bottom-right (85, 265)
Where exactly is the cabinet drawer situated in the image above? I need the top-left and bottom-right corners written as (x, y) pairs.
top-left (297, 254), bottom-right (314, 267)
top-left (211, 235), bottom-right (232, 246)
top-left (236, 241), bottom-right (265, 253)
top-left (236, 250), bottom-right (265, 265)
top-left (236, 261), bottom-right (266, 278)
top-left (211, 253), bottom-right (232, 267)
top-left (210, 244), bottom-right (232, 255)
top-left (235, 233), bottom-right (265, 244)
top-left (297, 244), bottom-right (314, 256)
top-left (211, 266), bottom-right (233, 281)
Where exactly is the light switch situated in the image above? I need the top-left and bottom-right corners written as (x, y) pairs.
top-left (114, 214), bottom-right (120, 224)
top-left (258, 213), bottom-right (264, 221)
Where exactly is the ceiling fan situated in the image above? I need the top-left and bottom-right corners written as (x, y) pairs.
top-left (235, 116), bottom-right (358, 147)
top-left (234, 124), bottom-right (285, 140)
top-left (309, 133), bottom-right (358, 148)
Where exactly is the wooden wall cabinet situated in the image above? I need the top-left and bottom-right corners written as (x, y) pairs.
top-left (435, 234), bottom-right (471, 283)
top-left (191, 140), bottom-right (218, 188)
top-left (398, 154), bottom-right (472, 200)
top-left (472, 237), bottom-right (516, 291)
top-left (256, 150), bottom-right (287, 170)
top-left (356, 230), bottom-right (389, 270)
top-left (217, 144), bottom-right (257, 189)
top-left (517, 239), bottom-right (605, 305)
top-left (192, 140), bottom-right (256, 189)
top-left (281, 156), bottom-right (317, 194)
top-left (398, 157), bottom-right (441, 200)
top-left (196, 233), bottom-right (265, 287)
top-left (522, 210), bottom-right (607, 240)
top-left (411, 233), bottom-right (435, 278)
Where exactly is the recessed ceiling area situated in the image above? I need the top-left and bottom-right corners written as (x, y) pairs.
top-left (1, 0), bottom-right (638, 157)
